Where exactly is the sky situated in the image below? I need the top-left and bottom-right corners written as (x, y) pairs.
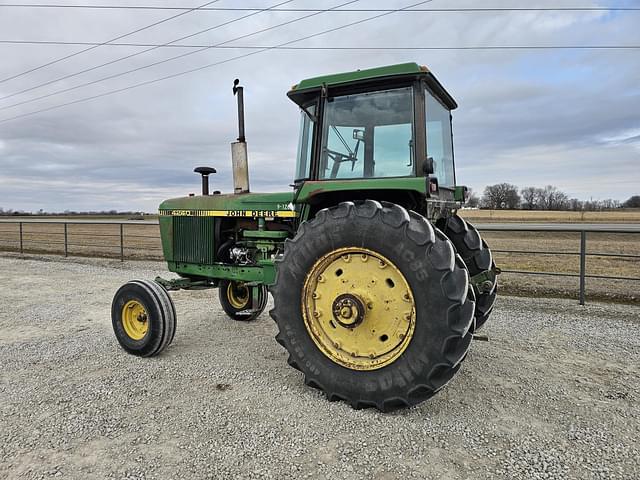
top-left (0, 0), bottom-right (638, 213)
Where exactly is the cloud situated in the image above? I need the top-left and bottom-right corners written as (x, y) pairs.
top-left (0, 0), bottom-right (639, 212)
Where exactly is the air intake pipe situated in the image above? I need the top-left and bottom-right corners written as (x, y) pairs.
top-left (231, 79), bottom-right (250, 194)
top-left (194, 166), bottom-right (216, 195)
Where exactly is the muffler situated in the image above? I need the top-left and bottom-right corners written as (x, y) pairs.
top-left (232, 79), bottom-right (250, 194)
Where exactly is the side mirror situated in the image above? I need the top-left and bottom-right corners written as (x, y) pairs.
top-left (423, 157), bottom-right (435, 175)
top-left (352, 129), bottom-right (365, 141)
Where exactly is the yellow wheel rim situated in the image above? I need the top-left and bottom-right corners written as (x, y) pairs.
top-left (121, 300), bottom-right (149, 340)
top-left (227, 282), bottom-right (250, 310)
top-left (302, 247), bottom-right (416, 371)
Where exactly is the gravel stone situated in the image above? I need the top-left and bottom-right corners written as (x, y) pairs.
top-left (0, 253), bottom-right (639, 479)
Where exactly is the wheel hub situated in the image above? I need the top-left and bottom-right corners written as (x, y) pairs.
top-left (332, 294), bottom-right (365, 328)
top-left (302, 247), bottom-right (416, 371)
top-left (227, 282), bottom-right (250, 309)
top-left (122, 300), bottom-right (149, 340)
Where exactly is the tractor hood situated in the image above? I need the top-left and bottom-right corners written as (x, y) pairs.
top-left (159, 191), bottom-right (297, 218)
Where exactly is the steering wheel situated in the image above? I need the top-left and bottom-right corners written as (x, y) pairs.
top-left (325, 148), bottom-right (358, 179)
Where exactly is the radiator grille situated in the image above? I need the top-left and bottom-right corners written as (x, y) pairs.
top-left (173, 217), bottom-right (216, 264)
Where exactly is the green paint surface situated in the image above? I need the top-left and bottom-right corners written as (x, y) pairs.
top-left (159, 191), bottom-right (295, 212)
top-left (296, 177), bottom-right (428, 204)
top-left (291, 62), bottom-right (425, 92)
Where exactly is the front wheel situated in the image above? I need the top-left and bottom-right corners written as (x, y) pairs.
top-left (111, 280), bottom-right (176, 357)
top-left (270, 200), bottom-right (476, 412)
top-left (219, 280), bottom-right (267, 321)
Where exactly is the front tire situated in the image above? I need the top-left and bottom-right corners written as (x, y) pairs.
top-left (112, 280), bottom-right (176, 357)
top-left (270, 201), bottom-right (476, 412)
top-left (219, 280), bottom-right (267, 321)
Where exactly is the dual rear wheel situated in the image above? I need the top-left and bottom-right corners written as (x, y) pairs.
top-left (270, 201), bottom-right (476, 411)
top-left (436, 215), bottom-right (497, 330)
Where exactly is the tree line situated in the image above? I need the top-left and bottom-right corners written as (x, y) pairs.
top-left (0, 208), bottom-right (148, 216)
top-left (467, 184), bottom-right (640, 211)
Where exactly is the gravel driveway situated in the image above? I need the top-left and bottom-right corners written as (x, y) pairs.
top-left (1, 254), bottom-right (638, 480)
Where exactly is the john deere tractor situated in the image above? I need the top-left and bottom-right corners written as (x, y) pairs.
top-left (111, 63), bottom-right (498, 411)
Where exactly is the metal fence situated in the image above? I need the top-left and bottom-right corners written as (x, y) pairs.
top-left (476, 224), bottom-right (640, 305)
top-left (0, 220), bottom-right (162, 262)
top-left (0, 219), bottom-right (638, 305)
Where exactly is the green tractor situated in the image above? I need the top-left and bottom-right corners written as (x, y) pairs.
top-left (111, 62), bottom-right (498, 411)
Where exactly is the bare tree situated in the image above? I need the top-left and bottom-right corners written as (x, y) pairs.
top-left (568, 198), bottom-right (583, 211)
top-left (536, 185), bottom-right (569, 210)
top-left (481, 183), bottom-right (521, 209)
top-left (521, 186), bottom-right (543, 210)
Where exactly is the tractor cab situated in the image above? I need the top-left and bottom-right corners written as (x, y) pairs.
top-left (288, 63), bottom-right (459, 198)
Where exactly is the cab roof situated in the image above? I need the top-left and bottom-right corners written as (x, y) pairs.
top-left (288, 62), bottom-right (457, 110)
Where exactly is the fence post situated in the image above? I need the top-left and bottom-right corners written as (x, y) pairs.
top-left (64, 223), bottom-right (68, 257)
top-left (579, 230), bottom-right (587, 305)
top-left (120, 223), bottom-right (124, 261)
top-left (19, 222), bottom-right (23, 254)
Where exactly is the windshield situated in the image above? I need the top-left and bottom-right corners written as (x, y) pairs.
top-left (425, 90), bottom-right (455, 187)
top-left (319, 87), bottom-right (414, 179)
top-left (295, 105), bottom-right (315, 181)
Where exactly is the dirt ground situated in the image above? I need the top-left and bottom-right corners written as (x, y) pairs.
top-left (0, 254), bottom-right (639, 479)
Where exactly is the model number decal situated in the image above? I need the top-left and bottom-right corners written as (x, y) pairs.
top-left (159, 209), bottom-right (298, 218)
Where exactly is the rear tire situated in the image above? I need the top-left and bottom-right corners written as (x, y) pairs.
top-left (112, 280), bottom-right (176, 357)
top-left (219, 280), bottom-right (267, 321)
top-left (270, 200), bottom-right (475, 412)
top-left (436, 215), bottom-right (497, 330)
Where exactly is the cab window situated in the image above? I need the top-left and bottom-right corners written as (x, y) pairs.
top-left (320, 87), bottom-right (414, 179)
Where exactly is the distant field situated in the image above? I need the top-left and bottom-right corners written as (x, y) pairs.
top-left (460, 208), bottom-right (640, 223)
top-left (0, 212), bottom-right (638, 303)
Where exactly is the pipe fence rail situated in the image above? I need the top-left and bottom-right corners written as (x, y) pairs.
top-left (0, 220), bottom-right (162, 262)
top-left (0, 220), bottom-right (638, 305)
top-left (477, 224), bottom-right (640, 305)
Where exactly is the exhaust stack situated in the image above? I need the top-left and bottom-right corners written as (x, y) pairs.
top-left (231, 79), bottom-right (250, 194)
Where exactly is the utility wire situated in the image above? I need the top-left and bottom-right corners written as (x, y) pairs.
top-left (0, 0), bottom-right (436, 124)
top-left (0, 0), bottom-right (361, 110)
top-left (2, 40), bottom-right (639, 50)
top-left (0, 5), bottom-right (638, 12)
top-left (0, 0), bottom-right (221, 85)
top-left (0, 0), bottom-right (297, 102)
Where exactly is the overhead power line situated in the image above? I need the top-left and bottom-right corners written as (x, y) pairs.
top-left (0, 0), bottom-right (298, 102)
top-left (0, 0), bottom-right (359, 110)
top-left (0, 0), bottom-right (436, 124)
top-left (0, 0), bottom-right (221, 85)
top-left (1, 40), bottom-right (639, 50)
top-left (0, 5), bottom-right (638, 12)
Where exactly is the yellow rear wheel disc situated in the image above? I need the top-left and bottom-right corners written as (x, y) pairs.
top-left (302, 247), bottom-right (416, 371)
top-left (121, 300), bottom-right (149, 340)
top-left (227, 282), bottom-right (250, 310)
